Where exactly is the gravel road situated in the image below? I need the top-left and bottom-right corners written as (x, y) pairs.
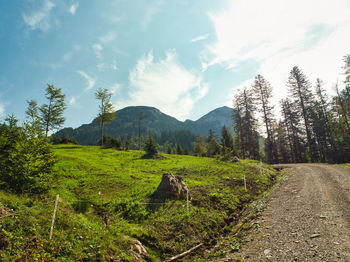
top-left (223, 164), bottom-right (350, 261)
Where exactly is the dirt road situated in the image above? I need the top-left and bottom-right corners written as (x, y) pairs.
top-left (222, 164), bottom-right (350, 261)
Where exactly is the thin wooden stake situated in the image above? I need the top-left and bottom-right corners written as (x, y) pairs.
top-left (49, 194), bottom-right (59, 240)
top-left (244, 175), bottom-right (247, 191)
top-left (186, 189), bottom-right (189, 215)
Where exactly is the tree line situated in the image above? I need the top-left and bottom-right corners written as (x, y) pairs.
top-left (232, 56), bottom-right (350, 164)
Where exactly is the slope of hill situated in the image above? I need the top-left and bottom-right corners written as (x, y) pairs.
top-left (54, 106), bottom-right (234, 145)
top-left (0, 144), bottom-right (277, 261)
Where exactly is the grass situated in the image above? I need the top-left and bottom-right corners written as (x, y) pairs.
top-left (0, 144), bottom-right (277, 261)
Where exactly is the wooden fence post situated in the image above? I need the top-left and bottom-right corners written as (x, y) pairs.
top-left (244, 175), bottom-right (247, 191)
top-left (186, 189), bottom-right (189, 215)
top-left (49, 194), bottom-right (59, 240)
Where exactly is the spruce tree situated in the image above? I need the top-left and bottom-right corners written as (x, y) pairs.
top-left (252, 75), bottom-right (277, 163)
top-left (144, 135), bottom-right (158, 156)
top-left (281, 99), bottom-right (306, 163)
top-left (287, 66), bottom-right (318, 162)
top-left (233, 88), bottom-right (260, 160)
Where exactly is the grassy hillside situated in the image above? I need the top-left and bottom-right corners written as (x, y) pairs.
top-left (0, 145), bottom-right (277, 261)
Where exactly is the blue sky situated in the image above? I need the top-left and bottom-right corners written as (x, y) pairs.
top-left (1, 0), bottom-right (350, 129)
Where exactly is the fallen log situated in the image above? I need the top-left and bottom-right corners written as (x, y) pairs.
top-left (168, 243), bottom-right (203, 261)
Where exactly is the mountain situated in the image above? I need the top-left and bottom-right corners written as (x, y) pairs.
top-left (54, 106), bottom-right (234, 145)
top-left (188, 106), bottom-right (234, 136)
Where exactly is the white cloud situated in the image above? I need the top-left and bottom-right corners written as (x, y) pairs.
top-left (69, 3), bottom-right (79, 15)
top-left (92, 43), bottom-right (103, 60)
top-left (109, 83), bottom-right (122, 95)
top-left (74, 44), bottom-right (81, 51)
top-left (69, 95), bottom-right (78, 106)
top-left (191, 34), bottom-right (209, 43)
top-left (99, 32), bottom-right (117, 44)
top-left (206, 0), bottom-right (350, 69)
top-left (63, 52), bottom-right (72, 62)
top-left (0, 102), bottom-right (4, 118)
top-left (97, 60), bottom-right (118, 71)
top-left (207, 0), bottom-right (350, 111)
top-left (76, 70), bottom-right (96, 91)
top-left (22, 0), bottom-right (55, 31)
top-left (141, 4), bottom-right (161, 31)
top-left (118, 50), bottom-right (209, 120)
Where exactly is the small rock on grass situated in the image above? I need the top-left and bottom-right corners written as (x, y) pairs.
top-left (310, 234), bottom-right (321, 239)
top-left (264, 249), bottom-right (271, 255)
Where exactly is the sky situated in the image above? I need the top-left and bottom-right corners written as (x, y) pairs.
top-left (1, 0), bottom-right (350, 129)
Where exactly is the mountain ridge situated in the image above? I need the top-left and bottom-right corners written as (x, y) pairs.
top-left (54, 106), bottom-right (234, 145)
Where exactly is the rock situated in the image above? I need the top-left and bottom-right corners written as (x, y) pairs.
top-left (153, 173), bottom-right (190, 200)
top-left (0, 205), bottom-right (14, 218)
top-left (232, 156), bottom-right (240, 162)
top-left (130, 240), bottom-right (150, 262)
top-left (264, 249), bottom-right (271, 255)
top-left (310, 234), bottom-right (321, 239)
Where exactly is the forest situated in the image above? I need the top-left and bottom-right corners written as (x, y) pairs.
top-left (232, 58), bottom-right (350, 164)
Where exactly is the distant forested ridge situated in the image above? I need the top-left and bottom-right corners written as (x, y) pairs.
top-left (53, 106), bottom-right (233, 149)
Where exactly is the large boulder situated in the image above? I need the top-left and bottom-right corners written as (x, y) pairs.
top-left (154, 173), bottom-right (190, 200)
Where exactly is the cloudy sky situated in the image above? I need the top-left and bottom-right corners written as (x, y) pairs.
top-left (1, 0), bottom-right (350, 128)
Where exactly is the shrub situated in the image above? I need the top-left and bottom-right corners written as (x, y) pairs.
top-left (144, 135), bottom-right (158, 155)
top-left (52, 135), bottom-right (78, 145)
top-left (0, 117), bottom-right (56, 194)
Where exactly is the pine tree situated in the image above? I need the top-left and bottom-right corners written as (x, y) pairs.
top-left (144, 135), bottom-right (158, 156)
top-left (193, 136), bottom-right (207, 157)
top-left (221, 125), bottom-right (234, 155)
top-left (25, 100), bottom-right (39, 123)
top-left (95, 88), bottom-right (116, 146)
top-left (252, 75), bottom-right (277, 163)
top-left (233, 88), bottom-right (260, 160)
top-left (287, 67), bottom-right (318, 162)
top-left (280, 99), bottom-right (306, 163)
top-left (175, 142), bottom-right (183, 155)
top-left (233, 95), bottom-right (245, 158)
top-left (274, 121), bottom-right (291, 163)
top-left (207, 137), bottom-right (221, 157)
top-left (313, 79), bottom-right (336, 162)
top-left (39, 84), bottom-right (66, 137)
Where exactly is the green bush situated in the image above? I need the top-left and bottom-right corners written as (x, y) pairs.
top-left (144, 135), bottom-right (158, 155)
top-left (114, 200), bottom-right (148, 223)
top-left (72, 200), bottom-right (90, 214)
top-left (0, 117), bottom-right (56, 194)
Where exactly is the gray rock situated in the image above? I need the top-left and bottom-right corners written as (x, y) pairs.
top-left (232, 156), bottom-right (240, 162)
top-left (153, 173), bottom-right (190, 200)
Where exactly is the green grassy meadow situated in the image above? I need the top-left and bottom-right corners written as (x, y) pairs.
top-left (0, 144), bottom-right (277, 261)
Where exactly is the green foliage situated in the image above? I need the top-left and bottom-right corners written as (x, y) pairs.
top-left (72, 200), bottom-right (90, 214)
top-left (0, 117), bottom-right (56, 193)
top-left (144, 135), bottom-right (158, 155)
top-left (0, 144), bottom-right (277, 261)
top-left (52, 134), bottom-right (78, 145)
top-left (39, 84), bottom-right (66, 137)
top-left (95, 88), bottom-right (116, 145)
top-left (221, 125), bottom-right (234, 155)
top-left (114, 200), bottom-right (148, 223)
top-left (193, 136), bottom-right (207, 157)
top-left (175, 142), bottom-right (183, 155)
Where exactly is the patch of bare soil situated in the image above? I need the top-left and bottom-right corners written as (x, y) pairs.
top-left (219, 164), bottom-right (350, 261)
